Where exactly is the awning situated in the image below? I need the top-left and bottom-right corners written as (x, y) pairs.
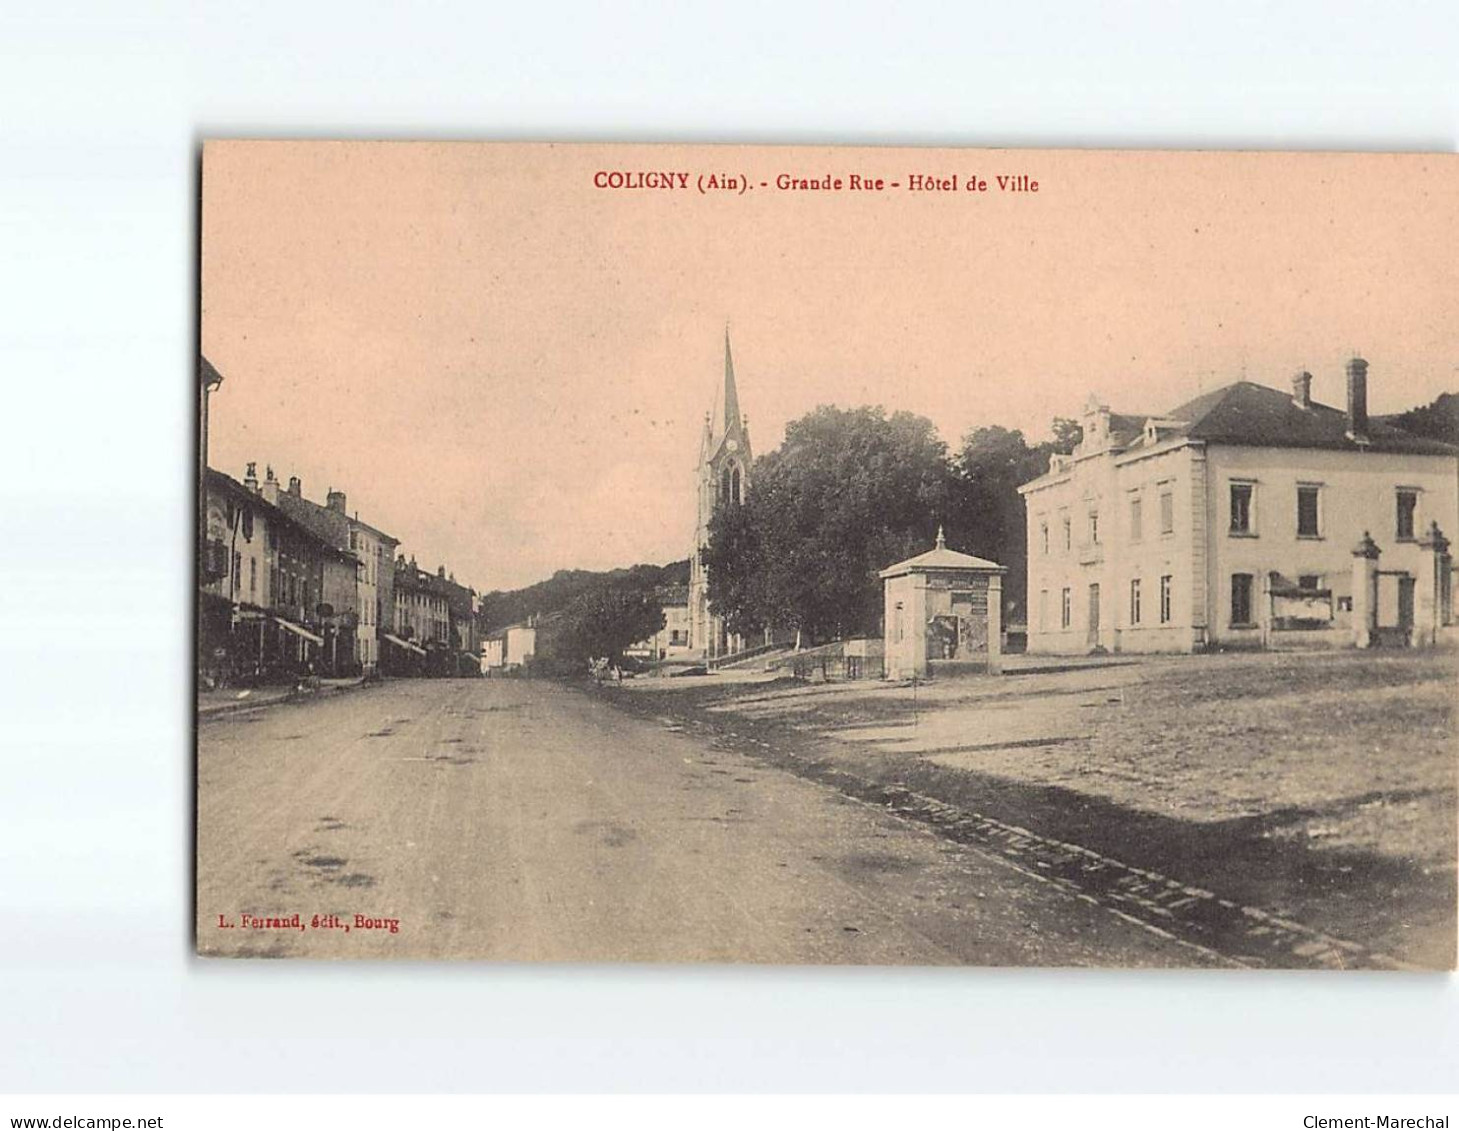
top-left (274, 617), bottom-right (324, 645)
top-left (383, 632), bottom-right (427, 656)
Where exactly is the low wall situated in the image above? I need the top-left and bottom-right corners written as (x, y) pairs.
top-left (1265, 627), bottom-right (1347, 651)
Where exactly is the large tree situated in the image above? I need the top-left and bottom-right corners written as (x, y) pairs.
top-left (944, 425), bottom-right (1059, 624)
top-left (551, 583), bottom-right (665, 667)
top-left (1387, 392), bottom-right (1459, 445)
top-left (704, 405), bottom-right (950, 643)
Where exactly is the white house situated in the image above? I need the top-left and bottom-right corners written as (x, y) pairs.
top-left (627, 586), bottom-right (694, 660)
top-left (1018, 360), bottom-right (1457, 653)
top-left (483, 620), bottom-right (538, 671)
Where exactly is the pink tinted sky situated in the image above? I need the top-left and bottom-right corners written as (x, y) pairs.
top-left (201, 142), bottom-right (1457, 592)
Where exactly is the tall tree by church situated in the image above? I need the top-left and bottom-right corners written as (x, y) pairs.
top-left (944, 425), bottom-right (1061, 624)
top-left (705, 405), bottom-right (950, 643)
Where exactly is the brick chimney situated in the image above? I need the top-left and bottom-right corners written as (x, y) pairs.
top-left (1346, 357), bottom-right (1369, 441)
top-left (244, 461), bottom-right (259, 493)
top-left (260, 465), bottom-right (280, 505)
top-left (326, 489), bottom-right (347, 513)
top-left (1291, 370), bottom-right (1312, 409)
top-left (288, 476), bottom-right (302, 497)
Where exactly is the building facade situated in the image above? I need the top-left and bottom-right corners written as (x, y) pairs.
top-left (271, 474), bottom-right (398, 674)
top-left (392, 557), bottom-right (452, 649)
top-left (627, 585), bottom-right (693, 660)
top-left (690, 331), bottom-right (754, 659)
top-left (1019, 361), bottom-right (1458, 654)
top-left (482, 620), bottom-right (538, 673)
top-left (199, 466), bottom-right (357, 684)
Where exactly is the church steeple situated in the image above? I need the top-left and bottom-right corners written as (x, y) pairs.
top-left (722, 325), bottom-right (741, 437)
top-left (692, 328), bottom-right (754, 660)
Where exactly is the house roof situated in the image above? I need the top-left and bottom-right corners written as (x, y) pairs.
top-left (657, 584), bottom-right (691, 607)
top-left (879, 529), bottom-right (1004, 579)
top-left (203, 469), bottom-right (354, 561)
top-left (1166, 380), bottom-right (1458, 456)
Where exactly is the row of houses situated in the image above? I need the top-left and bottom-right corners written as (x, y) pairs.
top-left (198, 361), bottom-right (484, 686)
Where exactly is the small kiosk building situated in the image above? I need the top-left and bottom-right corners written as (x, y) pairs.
top-left (881, 529), bottom-right (1006, 680)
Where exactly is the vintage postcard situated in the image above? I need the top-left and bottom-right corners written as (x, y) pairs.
top-left (197, 142), bottom-right (1457, 967)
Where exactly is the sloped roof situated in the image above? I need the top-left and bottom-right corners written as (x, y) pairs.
top-left (274, 490), bottom-right (348, 549)
top-left (1166, 381), bottom-right (1457, 456)
top-left (1105, 411), bottom-right (1155, 446)
top-left (880, 533), bottom-right (1004, 579)
top-left (203, 469), bottom-right (353, 561)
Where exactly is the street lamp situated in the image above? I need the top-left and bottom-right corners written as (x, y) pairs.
top-left (198, 356), bottom-right (225, 577)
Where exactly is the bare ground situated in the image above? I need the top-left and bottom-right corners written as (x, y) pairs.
top-left (613, 650), bottom-right (1458, 968)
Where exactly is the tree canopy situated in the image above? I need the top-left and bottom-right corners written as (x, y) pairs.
top-left (944, 424), bottom-right (1071, 623)
top-left (550, 583), bottom-right (666, 667)
top-left (481, 559), bottom-right (687, 634)
top-left (703, 407), bottom-right (1085, 640)
top-left (1386, 393), bottom-right (1459, 445)
top-left (705, 406), bottom-right (950, 642)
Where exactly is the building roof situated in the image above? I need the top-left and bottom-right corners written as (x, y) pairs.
top-left (273, 489), bottom-right (348, 549)
top-left (879, 528), bottom-right (1005, 578)
top-left (203, 469), bottom-right (353, 562)
top-left (1168, 380), bottom-right (1458, 456)
top-left (199, 355), bottom-right (224, 390)
top-left (273, 484), bottom-right (400, 549)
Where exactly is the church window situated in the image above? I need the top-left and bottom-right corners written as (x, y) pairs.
top-left (731, 466), bottom-right (741, 505)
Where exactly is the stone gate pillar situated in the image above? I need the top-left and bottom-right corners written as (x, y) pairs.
top-left (1351, 531), bottom-right (1381, 649)
top-left (1416, 521), bottom-right (1451, 648)
top-left (987, 571), bottom-right (1004, 675)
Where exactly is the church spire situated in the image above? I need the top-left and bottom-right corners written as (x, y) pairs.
top-left (722, 325), bottom-right (741, 436)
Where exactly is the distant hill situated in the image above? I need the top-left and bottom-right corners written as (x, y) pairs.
top-left (480, 558), bottom-right (690, 633)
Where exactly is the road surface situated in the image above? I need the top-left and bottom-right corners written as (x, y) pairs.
top-left (196, 679), bottom-right (1218, 965)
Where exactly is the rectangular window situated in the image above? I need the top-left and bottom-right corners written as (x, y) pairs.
top-left (1231, 573), bottom-right (1254, 626)
top-left (1038, 589), bottom-right (1048, 632)
top-left (1040, 522), bottom-right (1049, 555)
top-left (1160, 488), bottom-right (1174, 534)
top-left (1297, 485), bottom-right (1321, 538)
top-left (249, 557), bottom-right (257, 598)
top-left (1060, 588), bottom-right (1072, 629)
top-left (1159, 575), bottom-right (1172, 623)
top-left (1089, 510), bottom-right (1100, 545)
top-left (1129, 578), bottom-right (1142, 625)
top-left (1397, 489), bottom-right (1418, 541)
top-left (1062, 515), bottom-right (1071, 551)
top-left (1230, 483), bottom-right (1253, 534)
top-left (1129, 495), bottom-right (1143, 542)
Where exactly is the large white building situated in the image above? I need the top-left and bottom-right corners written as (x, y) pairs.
top-left (1018, 360), bottom-right (1457, 654)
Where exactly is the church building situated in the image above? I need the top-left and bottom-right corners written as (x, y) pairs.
top-left (689, 331), bottom-right (753, 659)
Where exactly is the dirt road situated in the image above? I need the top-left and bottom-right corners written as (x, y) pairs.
top-left (196, 678), bottom-right (1215, 965)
